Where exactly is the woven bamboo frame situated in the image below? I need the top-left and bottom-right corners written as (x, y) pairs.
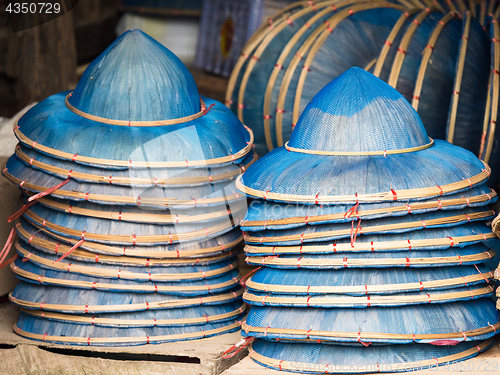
top-left (10, 263), bottom-right (242, 293)
top-left (245, 248), bottom-right (495, 268)
top-left (241, 189), bottom-right (496, 228)
top-left (66, 95), bottom-right (210, 127)
top-left (248, 338), bottom-right (492, 373)
top-left (21, 304), bottom-right (247, 326)
top-left (17, 221), bottom-right (244, 259)
top-left (242, 285), bottom-right (494, 307)
top-left (236, 163), bottom-right (491, 203)
top-left (246, 270), bottom-right (494, 294)
top-left (13, 122), bottom-right (254, 168)
top-left (387, 8), bottom-right (438, 90)
top-left (241, 321), bottom-right (499, 341)
top-left (284, 139), bottom-right (434, 155)
top-left (446, 11), bottom-right (471, 144)
top-left (412, 12), bottom-right (457, 111)
top-left (244, 231), bottom-right (497, 255)
top-left (22, 205), bottom-right (242, 245)
top-left (15, 242), bottom-right (239, 281)
top-left (483, 20), bottom-right (499, 164)
top-left (292, 2), bottom-right (407, 126)
top-left (15, 145), bottom-right (258, 186)
top-left (373, 9), bottom-right (419, 77)
top-left (9, 288), bottom-right (244, 313)
top-left (13, 320), bottom-right (241, 345)
top-left (28, 193), bottom-right (247, 225)
top-left (479, 72), bottom-right (492, 157)
top-left (2, 168), bottom-right (244, 207)
top-left (243, 210), bottom-right (495, 244)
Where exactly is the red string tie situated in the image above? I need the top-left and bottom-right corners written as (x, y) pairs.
top-left (390, 188), bottom-right (397, 201)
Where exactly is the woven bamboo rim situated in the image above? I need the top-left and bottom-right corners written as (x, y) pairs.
top-left (373, 9), bottom-right (420, 77)
top-left (242, 321), bottom-right (499, 341)
top-left (16, 228), bottom-right (237, 266)
top-left (244, 231), bottom-right (497, 255)
top-left (245, 248), bottom-right (495, 267)
top-left (412, 12), bottom-right (458, 111)
top-left (240, 189), bottom-right (496, 228)
top-left (443, 0), bottom-right (458, 13)
top-left (15, 242), bottom-right (239, 281)
top-left (15, 145), bottom-right (258, 186)
top-left (249, 338), bottom-right (492, 373)
top-left (479, 0), bottom-right (487, 25)
top-left (246, 270), bottom-right (493, 294)
top-left (9, 288), bottom-right (244, 313)
top-left (495, 3), bottom-right (500, 19)
top-left (292, 2), bottom-right (408, 125)
top-left (13, 122), bottom-right (254, 168)
top-left (243, 285), bottom-right (494, 306)
top-left (483, 19), bottom-right (499, 164)
top-left (243, 210), bottom-right (495, 244)
top-left (492, 213), bottom-right (500, 236)
top-left (225, 1), bottom-right (309, 109)
top-left (21, 304), bottom-right (247, 326)
top-left (21, 205), bottom-right (242, 245)
top-left (13, 320), bottom-right (241, 345)
top-left (387, 8), bottom-right (437, 90)
top-left (264, 1), bottom-right (361, 149)
top-left (66, 95), bottom-right (211, 127)
top-left (283, 139), bottom-right (434, 155)
top-left (2, 168), bottom-right (244, 207)
top-left (447, 11), bottom-right (471, 144)
top-left (18, 221), bottom-right (244, 259)
top-left (479, 72), bottom-right (492, 158)
top-left (28, 193), bottom-right (247, 225)
top-left (10, 263), bottom-right (242, 292)
top-left (236, 163), bottom-right (491, 203)
top-left (487, 0), bottom-right (496, 20)
top-left (276, 2), bottom-right (406, 145)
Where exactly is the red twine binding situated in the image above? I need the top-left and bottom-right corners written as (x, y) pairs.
top-left (221, 337), bottom-right (255, 359)
top-left (53, 231), bottom-right (86, 263)
top-left (28, 178), bottom-right (71, 202)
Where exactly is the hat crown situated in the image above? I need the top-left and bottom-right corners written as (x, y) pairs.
top-left (68, 29), bottom-right (200, 121)
top-left (288, 67), bottom-right (430, 152)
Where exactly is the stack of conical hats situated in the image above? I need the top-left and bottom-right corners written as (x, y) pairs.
top-left (2, 30), bottom-right (256, 346)
top-left (236, 68), bottom-right (500, 372)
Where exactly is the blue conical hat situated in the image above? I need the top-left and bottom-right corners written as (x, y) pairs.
top-left (249, 339), bottom-right (493, 373)
top-left (241, 185), bottom-right (496, 231)
top-left (16, 218), bottom-right (243, 259)
top-left (14, 312), bottom-right (241, 346)
top-left (11, 282), bottom-right (243, 313)
top-left (242, 300), bottom-right (499, 344)
top-left (237, 68), bottom-right (490, 205)
top-left (246, 265), bottom-right (493, 295)
top-left (13, 30), bottom-right (253, 169)
top-left (11, 257), bottom-right (241, 296)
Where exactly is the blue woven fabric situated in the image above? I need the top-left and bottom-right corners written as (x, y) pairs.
top-left (245, 244), bottom-right (494, 269)
top-left (16, 218), bottom-right (243, 259)
top-left (250, 339), bottom-right (493, 373)
top-left (244, 284), bottom-right (494, 308)
top-left (241, 185), bottom-right (495, 231)
top-left (13, 257), bottom-right (240, 296)
top-left (247, 264), bottom-right (492, 295)
top-left (243, 207), bottom-right (493, 246)
top-left (15, 243), bottom-right (236, 282)
top-left (12, 282), bottom-right (242, 313)
top-left (15, 312), bottom-right (240, 346)
top-left (21, 302), bottom-right (244, 327)
top-left (243, 299), bottom-right (499, 344)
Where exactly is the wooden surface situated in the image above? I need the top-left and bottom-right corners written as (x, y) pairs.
top-left (221, 340), bottom-right (500, 375)
top-left (0, 303), bottom-right (247, 375)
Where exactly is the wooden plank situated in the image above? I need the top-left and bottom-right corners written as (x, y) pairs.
top-left (221, 340), bottom-right (500, 375)
top-left (0, 304), bottom-right (247, 375)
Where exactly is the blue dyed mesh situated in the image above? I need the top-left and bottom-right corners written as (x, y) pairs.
top-left (244, 284), bottom-right (493, 308)
top-left (69, 30), bottom-right (199, 121)
top-left (251, 339), bottom-right (492, 373)
top-left (16, 312), bottom-right (240, 346)
top-left (244, 299), bottom-right (499, 344)
top-left (239, 140), bottom-right (486, 204)
top-left (248, 265), bottom-right (491, 295)
top-left (12, 282), bottom-right (242, 313)
top-left (289, 68), bottom-right (429, 152)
